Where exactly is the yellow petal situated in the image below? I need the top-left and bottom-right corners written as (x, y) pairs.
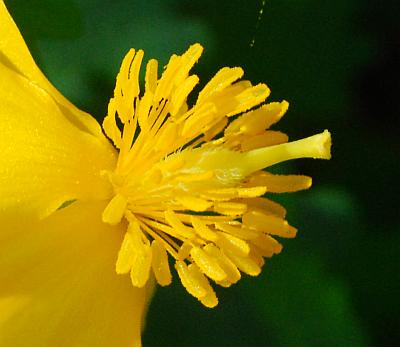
top-left (0, 62), bottom-right (116, 219)
top-left (0, 1), bottom-right (105, 138)
top-left (0, 201), bottom-right (151, 347)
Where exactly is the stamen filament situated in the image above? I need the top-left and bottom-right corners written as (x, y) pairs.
top-left (137, 218), bottom-right (180, 259)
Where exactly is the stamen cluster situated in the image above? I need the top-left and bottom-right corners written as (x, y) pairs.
top-left (101, 44), bottom-right (330, 307)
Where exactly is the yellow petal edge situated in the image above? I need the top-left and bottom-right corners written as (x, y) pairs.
top-left (0, 1), bottom-right (117, 220)
top-left (0, 0), bottom-right (106, 138)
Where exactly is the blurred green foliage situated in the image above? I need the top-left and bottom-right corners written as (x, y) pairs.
top-left (6, 0), bottom-right (399, 346)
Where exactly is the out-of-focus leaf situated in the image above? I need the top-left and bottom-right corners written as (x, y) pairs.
top-left (32, 0), bottom-right (214, 118)
top-left (244, 254), bottom-right (371, 347)
top-left (6, 0), bottom-right (83, 40)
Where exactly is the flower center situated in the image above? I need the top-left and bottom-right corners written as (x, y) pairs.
top-left (100, 44), bottom-right (331, 307)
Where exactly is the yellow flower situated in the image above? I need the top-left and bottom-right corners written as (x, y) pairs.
top-left (0, 1), bottom-right (331, 346)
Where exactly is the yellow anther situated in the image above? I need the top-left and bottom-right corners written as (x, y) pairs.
top-left (240, 131), bottom-right (289, 151)
top-left (176, 196), bottom-right (212, 212)
top-left (251, 234), bottom-right (283, 257)
top-left (190, 246), bottom-right (227, 282)
top-left (236, 186), bottom-right (267, 198)
top-left (181, 103), bottom-right (217, 138)
top-left (197, 67), bottom-right (244, 104)
top-left (191, 216), bottom-right (218, 242)
top-left (187, 264), bottom-right (218, 308)
top-left (175, 261), bottom-right (208, 299)
top-left (154, 122), bottom-right (178, 153)
top-left (243, 211), bottom-right (297, 238)
top-left (164, 210), bottom-right (196, 239)
top-left (214, 222), bottom-right (259, 240)
top-left (216, 232), bottom-right (250, 257)
top-left (244, 172), bottom-right (312, 193)
top-left (226, 83), bottom-right (271, 117)
top-left (203, 244), bottom-right (241, 286)
top-left (145, 59), bottom-right (158, 94)
top-left (170, 75), bottom-right (199, 116)
top-left (225, 251), bottom-right (261, 277)
top-left (151, 240), bottom-right (172, 286)
top-left (178, 242), bottom-right (193, 261)
top-left (130, 243), bottom-right (152, 288)
top-left (102, 193), bottom-right (127, 225)
top-left (213, 201), bottom-right (247, 216)
top-left (116, 230), bottom-right (137, 274)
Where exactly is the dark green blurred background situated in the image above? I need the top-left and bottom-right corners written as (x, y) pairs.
top-left (6, 0), bottom-right (399, 346)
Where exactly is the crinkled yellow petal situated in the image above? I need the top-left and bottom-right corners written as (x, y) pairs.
top-left (0, 62), bottom-right (116, 219)
top-left (0, 201), bottom-right (150, 347)
top-left (0, 1), bottom-right (105, 138)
